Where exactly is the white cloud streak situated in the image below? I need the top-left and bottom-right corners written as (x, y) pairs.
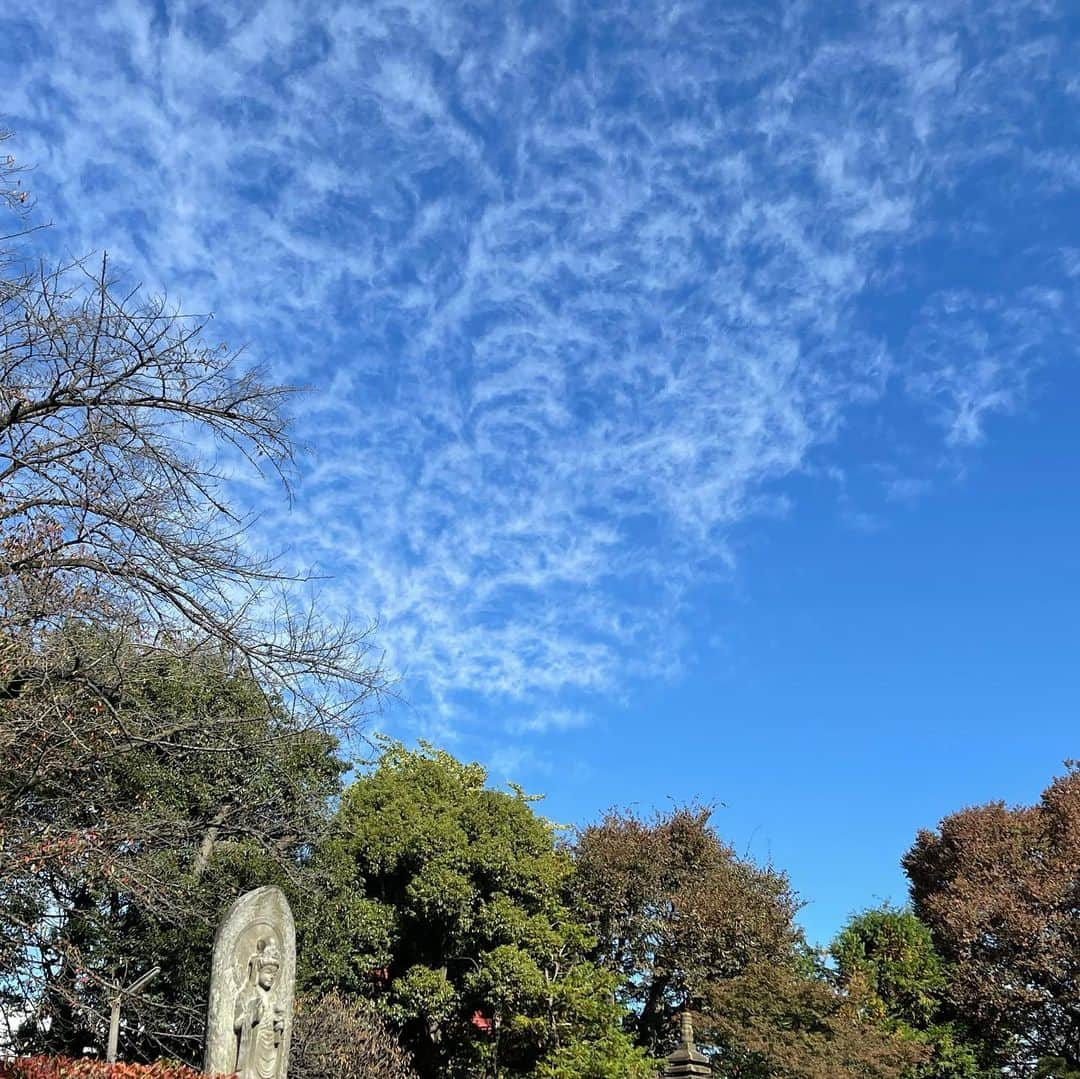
top-left (2, 0), bottom-right (1076, 735)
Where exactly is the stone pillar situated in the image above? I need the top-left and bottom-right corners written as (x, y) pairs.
top-left (663, 1013), bottom-right (711, 1078)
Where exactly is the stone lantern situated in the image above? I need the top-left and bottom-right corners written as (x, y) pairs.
top-left (663, 1012), bottom-right (711, 1077)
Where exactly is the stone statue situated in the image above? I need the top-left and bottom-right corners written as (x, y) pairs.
top-left (205, 886), bottom-right (295, 1079)
top-left (234, 936), bottom-right (286, 1079)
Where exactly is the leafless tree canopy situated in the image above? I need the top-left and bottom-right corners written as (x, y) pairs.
top-left (0, 252), bottom-right (382, 719)
top-left (0, 133), bottom-right (30, 212)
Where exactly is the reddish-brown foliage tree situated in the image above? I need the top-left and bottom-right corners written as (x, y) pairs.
top-left (705, 962), bottom-right (927, 1079)
top-left (571, 805), bottom-right (802, 1054)
top-left (0, 1057), bottom-right (221, 1079)
top-left (903, 764), bottom-right (1080, 1076)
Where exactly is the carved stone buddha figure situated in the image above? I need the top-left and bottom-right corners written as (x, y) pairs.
top-left (233, 937), bottom-right (286, 1079)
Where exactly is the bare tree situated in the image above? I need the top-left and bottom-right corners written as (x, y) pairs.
top-left (0, 253), bottom-right (381, 712)
top-left (0, 135), bottom-right (384, 1050)
top-left (0, 129), bottom-right (32, 218)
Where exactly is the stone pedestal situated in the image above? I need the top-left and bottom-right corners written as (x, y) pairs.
top-left (664, 1013), bottom-right (711, 1078)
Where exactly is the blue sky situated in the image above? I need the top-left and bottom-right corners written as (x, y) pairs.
top-left (2, 0), bottom-right (1078, 946)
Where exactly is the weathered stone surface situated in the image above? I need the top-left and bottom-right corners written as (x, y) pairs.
top-left (204, 886), bottom-right (296, 1079)
top-left (664, 1013), bottom-right (712, 1077)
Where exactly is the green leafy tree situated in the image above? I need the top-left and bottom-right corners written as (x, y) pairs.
top-left (306, 742), bottom-right (653, 1079)
top-left (7, 637), bottom-right (346, 1061)
top-left (831, 907), bottom-right (986, 1079)
top-left (1033, 1060), bottom-right (1080, 1079)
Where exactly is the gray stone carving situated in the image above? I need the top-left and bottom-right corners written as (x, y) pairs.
top-left (205, 886), bottom-right (295, 1079)
top-left (664, 1012), bottom-right (711, 1077)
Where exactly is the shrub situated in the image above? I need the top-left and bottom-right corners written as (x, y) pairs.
top-left (290, 991), bottom-right (417, 1079)
top-left (0, 1059), bottom-right (213, 1079)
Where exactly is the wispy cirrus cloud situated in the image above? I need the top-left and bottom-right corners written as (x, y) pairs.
top-left (906, 288), bottom-right (1070, 447)
top-left (2, 0), bottom-right (1077, 738)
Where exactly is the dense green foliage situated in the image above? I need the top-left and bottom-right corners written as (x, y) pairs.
top-left (7, 640), bottom-right (1079, 1079)
top-left (4, 636), bottom-right (344, 1061)
top-left (304, 741), bottom-right (654, 1079)
top-left (832, 907), bottom-right (986, 1079)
